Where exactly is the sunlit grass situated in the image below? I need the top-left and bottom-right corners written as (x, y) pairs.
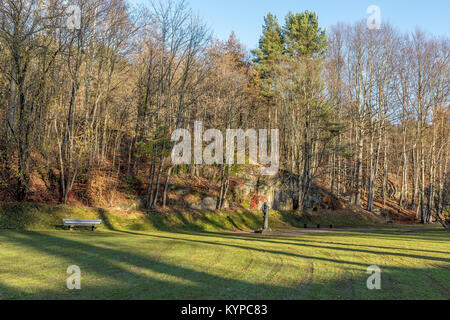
top-left (0, 202), bottom-right (384, 233)
top-left (0, 228), bottom-right (448, 300)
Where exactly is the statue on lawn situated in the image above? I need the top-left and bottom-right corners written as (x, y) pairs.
top-left (262, 202), bottom-right (270, 231)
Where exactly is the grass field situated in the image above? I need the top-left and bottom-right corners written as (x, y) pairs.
top-left (0, 203), bottom-right (384, 232)
top-left (1, 227), bottom-right (449, 300)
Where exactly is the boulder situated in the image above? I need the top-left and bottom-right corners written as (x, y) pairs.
top-left (233, 182), bottom-right (254, 201)
top-left (190, 196), bottom-right (228, 211)
top-left (270, 190), bottom-right (293, 211)
top-left (202, 197), bottom-right (218, 210)
top-left (276, 196), bottom-right (294, 211)
top-left (229, 167), bottom-right (346, 212)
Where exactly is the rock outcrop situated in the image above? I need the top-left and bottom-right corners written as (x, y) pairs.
top-left (230, 167), bottom-right (342, 211)
top-left (190, 196), bottom-right (229, 211)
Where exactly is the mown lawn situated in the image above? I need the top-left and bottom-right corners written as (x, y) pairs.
top-left (0, 227), bottom-right (449, 300)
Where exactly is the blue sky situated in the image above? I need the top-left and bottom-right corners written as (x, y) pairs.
top-left (130, 0), bottom-right (450, 51)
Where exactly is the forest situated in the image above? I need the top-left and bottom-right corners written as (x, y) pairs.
top-left (0, 0), bottom-right (448, 225)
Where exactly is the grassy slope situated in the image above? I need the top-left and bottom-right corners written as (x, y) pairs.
top-left (0, 203), bottom-right (385, 233)
top-left (0, 228), bottom-right (448, 300)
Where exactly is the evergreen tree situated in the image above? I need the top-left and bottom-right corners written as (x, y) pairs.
top-left (283, 10), bottom-right (327, 59)
top-left (252, 13), bottom-right (285, 98)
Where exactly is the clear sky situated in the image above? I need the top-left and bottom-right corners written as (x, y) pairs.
top-left (130, 0), bottom-right (450, 52)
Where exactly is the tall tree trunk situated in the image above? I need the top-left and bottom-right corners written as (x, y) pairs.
top-left (162, 166), bottom-right (173, 208)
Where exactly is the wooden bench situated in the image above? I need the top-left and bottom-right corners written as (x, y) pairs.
top-left (63, 219), bottom-right (103, 231)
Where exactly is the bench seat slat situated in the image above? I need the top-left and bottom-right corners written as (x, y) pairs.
top-left (62, 219), bottom-right (103, 227)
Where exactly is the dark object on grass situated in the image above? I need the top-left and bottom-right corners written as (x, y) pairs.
top-left (330, 224), bottom-right (333, 229)
top-left (317, 224), bottom-right (320, 229)
top-left (255, 229), bottom-right (272, 234)
top-left (304, 224), bottom-right (308, 229)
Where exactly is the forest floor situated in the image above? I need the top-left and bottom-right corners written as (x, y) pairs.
top-left (1, 226), bottom-right (449, 300)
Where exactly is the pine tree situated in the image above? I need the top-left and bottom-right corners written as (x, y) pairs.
top-left (283, 10), bottom-right (327, 59)
top-left (252, 13), bottom-right (285, 98)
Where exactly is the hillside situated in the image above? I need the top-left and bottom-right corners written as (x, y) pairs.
top-left (0, 201), bottom-right (388, 232)
top-left (3, 157), bottom-right (446, 232)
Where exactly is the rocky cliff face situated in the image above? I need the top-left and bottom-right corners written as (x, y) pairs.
top-left (229, 166), bottom-right (342, 212)
top-left (166, 166), bottom-right (343, 213)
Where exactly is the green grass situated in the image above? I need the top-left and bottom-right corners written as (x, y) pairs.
top-left (0, 203), bottom-right (383, 233)
top-left (0, 227), bottom-right (448, 300)
top-left (1, 203), bottom-right (447, 300)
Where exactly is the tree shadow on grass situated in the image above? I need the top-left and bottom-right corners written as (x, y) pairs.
top-left (97, 204), bottom-right (266, 234)
top-left (181, 229), bottom-right (450, 256)
top-left (117, 230), bottom-right (450, 265)
top-left (227, 216), bottom-right (242, 230)
top-left (97, 208), bottom-right (115, 231)
top-left (97, 206), bottom-right (232, 233)
top-left (156, 229), bottom-right (450, 265)
top-left (1, 231), bottom-right (449, 300)
top-left (1, 231), bottom-right (304, 300)
top-left (0, 282), bottom-right (27, 300)
top-left (360, 231), bottom-right (450, 243)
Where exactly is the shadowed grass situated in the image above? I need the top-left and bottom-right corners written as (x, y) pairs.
top-left (0, 203), bottom-right (386, 233)
top-left (0, 228), bottom-right (448, 300)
